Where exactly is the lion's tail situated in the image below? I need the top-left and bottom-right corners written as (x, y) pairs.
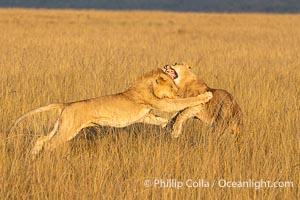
top-left (12, 103), bottom-right (65, 129)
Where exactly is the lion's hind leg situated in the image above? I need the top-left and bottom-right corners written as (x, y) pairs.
top-left (230, 111), bottom-right (243, 144)
top-left (43, 121), bottom-right (94, 152)
top-left (213, 106), bottom-right (243, 144)
top-left (31, 119), bottom-right (60, 157)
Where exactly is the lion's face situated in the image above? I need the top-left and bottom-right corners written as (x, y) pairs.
top-left (163, 63), bottom-right (195, 86)
top-left (153, 73), bottom-right (178, 99)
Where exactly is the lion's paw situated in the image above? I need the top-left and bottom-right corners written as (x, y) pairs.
top-left (199, 91), bottom-right (213, 103)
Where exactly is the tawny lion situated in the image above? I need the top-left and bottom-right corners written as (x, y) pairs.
top-left (12, 68), bottom-right (213, 155)
top-left (163, 63), bottom-right (243, 139)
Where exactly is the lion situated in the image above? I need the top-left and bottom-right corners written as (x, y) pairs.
top-left (163, 63), bottom-right (243, 139)
top-left (12, 68), bottom-right (213, 155)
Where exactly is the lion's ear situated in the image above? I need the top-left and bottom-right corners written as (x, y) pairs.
top-left (157, 68), bottom-right (164, 73)
top-left (156, 73), bottom-right (169, 84)
top-left (159, 73), bottom-right (170, 81)
top-left (155, 77), bottom-right (164, 84)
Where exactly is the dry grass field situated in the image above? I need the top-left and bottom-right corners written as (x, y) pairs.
top-left (0, 9), bottom-right (299, 199)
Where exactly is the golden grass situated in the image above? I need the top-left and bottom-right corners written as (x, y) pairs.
top-left (0, 8), bottom-right (299, 199)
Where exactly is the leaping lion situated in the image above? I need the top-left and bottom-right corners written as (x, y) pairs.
top-left (12, 68), bottom-right (213, 156)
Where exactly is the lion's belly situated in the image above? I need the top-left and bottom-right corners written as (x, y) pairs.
top-left (92, 107), bottom-right (151, 128)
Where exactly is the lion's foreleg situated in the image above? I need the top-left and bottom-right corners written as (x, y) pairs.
top-left (153, 92), bottom-right (212, 113)
top-left (138, 113), bottom-right (169, 128)
top-left (167, 111), bottom-right (181, 128)
top-left (171, 106), bottom-right (204, 138)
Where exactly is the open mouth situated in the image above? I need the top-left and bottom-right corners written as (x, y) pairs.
top-left (163, 65), bottom-right (178, 80)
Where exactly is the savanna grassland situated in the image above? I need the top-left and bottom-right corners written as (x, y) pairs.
top-left (0, 9), bottom-right (299, 199)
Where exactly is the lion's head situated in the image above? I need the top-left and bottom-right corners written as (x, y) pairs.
top-left (130, 68), bottom-right (179, 99)
top-left (153, 72), bottom-right (179, 99)
top-left (163, 63), bottom-right (196, 87)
